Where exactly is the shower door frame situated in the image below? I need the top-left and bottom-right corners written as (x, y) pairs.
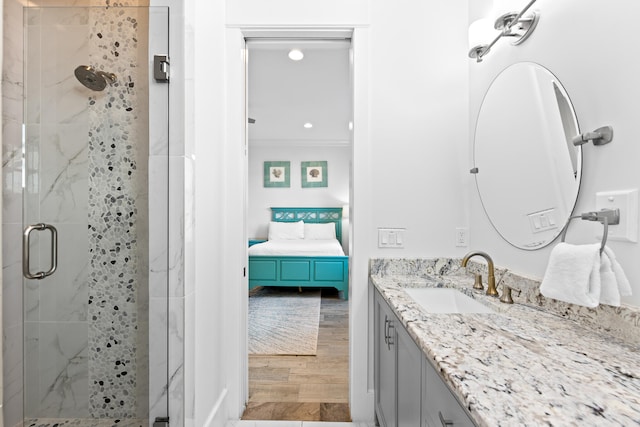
top-left (18, 5), bottom-right (171, 425)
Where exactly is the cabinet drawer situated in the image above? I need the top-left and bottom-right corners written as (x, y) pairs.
top-left (423, 359), bottom-right (475, 427)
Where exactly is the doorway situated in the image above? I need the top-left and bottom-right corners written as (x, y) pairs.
top-left (243, 36), bottom-right (353, 421)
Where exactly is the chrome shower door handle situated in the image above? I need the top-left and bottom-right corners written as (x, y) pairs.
top-left (23, 223), bottom-right (58, 280)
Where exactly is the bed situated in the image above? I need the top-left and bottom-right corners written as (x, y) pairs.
top-left (248, 207), bottom-right (349, 300)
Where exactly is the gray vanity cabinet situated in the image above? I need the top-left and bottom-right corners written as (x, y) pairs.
top-left (374, 288), bottom-right (422, 427)
top-left (422, 359), bottom-right (476, 427)
top-left (374, 287), bottom-right (476, 427)
top-left (374, 289), bottom-right (397, 426)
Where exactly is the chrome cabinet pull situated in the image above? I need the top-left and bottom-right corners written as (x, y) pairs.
top-left (23, 223), bottom-right (58, 280)
top-left (438, 411), bottom-right (454, 426)
top-left (384, 315), bottom-right (389, 345)
top-left (384, 315), bottom-right (395, 349)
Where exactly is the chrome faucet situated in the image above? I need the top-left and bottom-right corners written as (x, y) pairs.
top-left (461, 251), bottom-right (499, 297)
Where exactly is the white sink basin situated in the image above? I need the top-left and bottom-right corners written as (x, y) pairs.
top-left (404, 288), bottom-right (494, 314)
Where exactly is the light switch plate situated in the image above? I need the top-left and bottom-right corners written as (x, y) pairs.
top-left (378, 228), bottom-right (405, 248)
top-left (527, 208), bottom-right (558, 234)
top-left (595, 189), bottom-right (638, 243)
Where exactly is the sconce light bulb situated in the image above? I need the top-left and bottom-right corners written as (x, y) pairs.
top-left (288, 49), bottom-right (304, 61)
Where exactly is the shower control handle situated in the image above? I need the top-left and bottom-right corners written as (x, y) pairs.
top-left (23, 223), bottom-right (58, 280)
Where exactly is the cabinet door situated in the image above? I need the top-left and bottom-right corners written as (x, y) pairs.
top-left (375, 291), bottom-right (397, 427)
top-left (396, 317), bottom-right (423, 426)
top-left (423, 357), bottom-right (476, 427)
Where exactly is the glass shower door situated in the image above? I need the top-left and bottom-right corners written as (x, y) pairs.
top-left (22, 6), bottom-right (169, 425)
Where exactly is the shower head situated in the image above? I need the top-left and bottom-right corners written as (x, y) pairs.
top-left (74, 65), bottom-right (117, 91)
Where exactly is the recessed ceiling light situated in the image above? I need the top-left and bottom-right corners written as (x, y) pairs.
top-left (288, 49), bottom-right (304, 61)
top-left (303, 122), bottom-right (313, 129)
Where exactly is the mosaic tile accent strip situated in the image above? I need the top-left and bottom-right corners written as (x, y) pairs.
top-left (87, 5), bottom-right (145, 418)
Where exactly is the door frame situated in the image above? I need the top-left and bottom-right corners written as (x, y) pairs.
top-left (226, 25), bottom-right (375, 421)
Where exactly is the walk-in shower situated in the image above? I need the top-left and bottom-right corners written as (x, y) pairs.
top-left (74, 65), bottom-right (117, 91)
top-left (2, 5), bottom-right (171, 427)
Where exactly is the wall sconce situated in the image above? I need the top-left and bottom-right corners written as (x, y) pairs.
top-left (468, 0), bottom-right (540, 62)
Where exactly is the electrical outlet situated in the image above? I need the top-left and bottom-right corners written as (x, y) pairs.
top-left (455, 227), bottom-right (468, 247)
top-left (595, 189), bottom-right (638, 242)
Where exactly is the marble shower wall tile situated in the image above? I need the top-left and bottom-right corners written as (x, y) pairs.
top-left (149, 155), bottom-right (169, 299)
top-left (167, 7), bottom-right (185, 160)
top-left (39, 124), bottom-right (89, 223)
top-left (184, 156), bottom-right (195, 297)
top-left (3, 113), bottom-right (24, 224)
top-left (25, 23), bottom-right (42, 125)
top-left (38, 223), bottom-right (88, 322)
top-left (4, 323), bottom-right (24, 426)
top-left (37, 322), bottom-right (90, 418)
top-left (3, 0), bottom-right (24, 86)
top-left (40, 25), bottom-right (89, 125)
top-left (4, 0), bottom-right (27, 424)
top-left (168, 156), bottom-right (185, 297)
top-left (40, 5), bottom-right (89, 26)
top-left (2, 224), bottom-right (23, 329)
top-left (184, 291), bottom-right (195, 421)
top-left (24, 322), bottom-right (39, 418)
top-left (149, 296), bottom-right (169, 423)
top-left (168, 296), bottom-right (185, 427)
top-left (23, 124), bottom-right (41, 225)
top-left (24, 321), bottom-right (90, 419)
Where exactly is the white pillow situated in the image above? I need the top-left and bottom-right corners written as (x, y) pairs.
top-left (268, 221), bottom-right (304, 240)
top-left (304, 222), bottom-right (337, 240)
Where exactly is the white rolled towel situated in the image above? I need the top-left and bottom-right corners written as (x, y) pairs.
top-left (540, 242), bottom-right (601, 308)
top-left (599, 248), bottom-right (621, 306)
top-left (603, 246), bottom-right (632, 298)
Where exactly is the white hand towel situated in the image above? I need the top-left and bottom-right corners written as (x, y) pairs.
top-left (540, 242), bottom-right (601, 308)
top-left (602, 246), bottom-right (632, 297)
top-left (599, 249), bottom-right (621, 306)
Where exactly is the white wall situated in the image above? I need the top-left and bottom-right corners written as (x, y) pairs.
top-left (368, 1), bottom-right (470, 258)
top-left (468, 0), bottom-right (640, 307)
top-left (248, 144), bottom-right (351, 251)
top-left (192, 0), bottom-right (238, 425)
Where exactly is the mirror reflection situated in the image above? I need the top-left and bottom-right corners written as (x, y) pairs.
top-left (474, 62), bottom-right (581, 250)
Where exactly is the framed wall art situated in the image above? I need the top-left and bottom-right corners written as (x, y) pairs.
top-left (264, 161), bottom-right (290, 188)
top-left (301, 161), bottom-right (328, 188)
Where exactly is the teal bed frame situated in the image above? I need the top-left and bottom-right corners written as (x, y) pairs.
top-left (248, 207), bottom-right (349, 300)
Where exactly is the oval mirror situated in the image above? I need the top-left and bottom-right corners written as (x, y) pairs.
top-left (474, 62), bottom-right (582, 250)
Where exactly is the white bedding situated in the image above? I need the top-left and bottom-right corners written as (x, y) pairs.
top-left (248, 239), bottom-right (346, 256)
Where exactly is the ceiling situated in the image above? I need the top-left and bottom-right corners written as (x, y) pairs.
top-left (247, 40), bottom-right (352, 146)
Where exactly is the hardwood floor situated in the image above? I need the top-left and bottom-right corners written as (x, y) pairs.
top-left (242, 288), bottom-right (350, 421)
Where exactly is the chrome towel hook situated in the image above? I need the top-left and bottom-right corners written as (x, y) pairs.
top-left (560, 208), bottom-right (620, 254)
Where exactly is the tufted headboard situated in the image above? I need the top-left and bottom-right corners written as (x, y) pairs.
top-left (271, 207), bottom-right (344, 244)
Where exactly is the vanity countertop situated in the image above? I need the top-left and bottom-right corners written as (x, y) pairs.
top-left (370, 272), bottom-right (640, 427)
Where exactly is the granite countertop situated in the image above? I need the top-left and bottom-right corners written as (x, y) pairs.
top-left (370, 271), bottom-right (640, 427)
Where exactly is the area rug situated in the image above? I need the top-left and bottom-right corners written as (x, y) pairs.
top-left (249, 287), bottom-right (321, 355)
